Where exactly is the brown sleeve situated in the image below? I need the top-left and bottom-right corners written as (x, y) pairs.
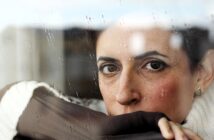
top-left (17, 86), bottom-right (105, 140)
top-left (17, 86), bottom-right (165, 140)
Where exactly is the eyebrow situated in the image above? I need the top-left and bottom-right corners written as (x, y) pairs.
top-left (97, 51), bottom-right (168, 63)
top-left (97, 57), bottom-right (119, 63)
top-left (134, 51), bottom-right (168, 60)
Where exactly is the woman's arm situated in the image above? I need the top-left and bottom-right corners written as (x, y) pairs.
top-left (0, 81), bottom-right (40, 140)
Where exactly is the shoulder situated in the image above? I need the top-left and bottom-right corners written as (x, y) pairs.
top-left (184, 81), bottom-right (214, 139)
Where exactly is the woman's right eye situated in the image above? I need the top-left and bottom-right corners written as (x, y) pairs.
top-left (99, 64), bottom-right (119, 75)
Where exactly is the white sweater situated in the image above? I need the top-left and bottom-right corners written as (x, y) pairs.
top-left (184, 82), bottom-right (214, 140)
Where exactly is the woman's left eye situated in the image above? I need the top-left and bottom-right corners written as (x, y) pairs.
top-left (144, 60), bottom-right (167, 71)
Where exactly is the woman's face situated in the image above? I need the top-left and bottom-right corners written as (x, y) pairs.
top-left (96, 26), bottom-right (197, 123)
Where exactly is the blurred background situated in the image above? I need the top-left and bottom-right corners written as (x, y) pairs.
top-left (0, 0), bottom-right (214, 98)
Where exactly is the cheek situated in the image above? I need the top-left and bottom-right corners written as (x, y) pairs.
top-left (99, 79), bottom-right (114, 110)
top-left (152, 78), bottom-right (178, 100)
top-left (144, 77), bottom-right (180, 114)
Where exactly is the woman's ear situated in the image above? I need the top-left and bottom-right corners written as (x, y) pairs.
top-left (197, 50), bottom-right (214, 92)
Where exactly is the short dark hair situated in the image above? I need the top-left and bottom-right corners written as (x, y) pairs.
top-left (176, 27), bottom-right (213, 71)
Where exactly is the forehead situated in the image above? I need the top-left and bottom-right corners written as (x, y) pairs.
top-left (96, 26), bottom-right (182, 58)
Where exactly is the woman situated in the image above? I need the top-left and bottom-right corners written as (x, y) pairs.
top-left (96, 23), bottom-right (214, 139)
top-left (1, 19), bottom-right (214, 139)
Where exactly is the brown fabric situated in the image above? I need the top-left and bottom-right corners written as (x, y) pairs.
top-left (17, 86), bottom-right (165, 140)
top-left (17, 87), bottom-right (106, 140)
top-left (0, 82), bottom-right (165, 140)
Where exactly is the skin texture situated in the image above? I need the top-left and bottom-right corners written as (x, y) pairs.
top-left (96, 26), bottom-right (198, 123)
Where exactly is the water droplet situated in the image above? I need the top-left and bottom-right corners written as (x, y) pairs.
top-left (69, 125), bottom-right (73, 132)
top-left (210, 14), bottom-right (214, 23)
top-left (160, 89), bottom-right (166, 98)
top-left (59, 56), bottom-right (64, 62)
top-left (161, 93), bottom-right (165, 97)
top-left (119, 0), bottom-right (122, 5)
top-left (75, 91), bottom-right (79, 97)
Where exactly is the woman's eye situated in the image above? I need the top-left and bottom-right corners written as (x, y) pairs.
top-left (99, 64), bottom-right (119, 75)
top-left (145, 60), bottom-right (167, 71)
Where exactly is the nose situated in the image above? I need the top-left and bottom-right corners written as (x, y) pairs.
top-left (116, 70), bottom-right (141, 106)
